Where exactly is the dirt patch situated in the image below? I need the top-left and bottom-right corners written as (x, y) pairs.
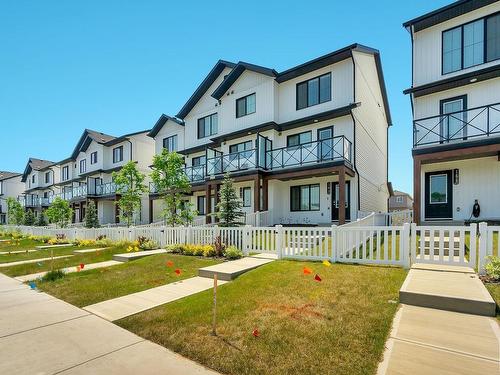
top-left (258, 302), bottom-right (326, 321)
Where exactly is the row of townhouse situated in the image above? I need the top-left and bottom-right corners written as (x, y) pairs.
top-left (5, 44), bottom-right (391, 226)
top-left (0, 172), bottom-right (24, 224)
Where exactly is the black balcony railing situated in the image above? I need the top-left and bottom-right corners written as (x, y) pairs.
top-left (413, 103), bottom-right (500, 147)
top-left (206, 149), bottom-right (257, 176)
top-left (95, 182), bottom-right (117, 196)
top-left (185, 165), bottom-right (205, 182)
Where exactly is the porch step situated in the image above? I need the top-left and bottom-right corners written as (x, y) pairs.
top-left (399, 265), bottom-right (496, 317)
top-left (198, 257), bottom-right (274, 281)
top-left (112, 249), bottom-right (168, 262)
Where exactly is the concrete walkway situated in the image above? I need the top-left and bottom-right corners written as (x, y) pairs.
top-left (36, 243), bottom-right (74, 249)
top-left (15, 260), bottom-right (123, 282)
top-left (0, 273), bottom-right (219, 374)
top-left (198, 256), bottom-right (275, 280)
top-left (378, 264), bottom-right (500, 374)
top-left (0, 249), bottom-right (37, 255)
top-left (84, 276), bottom-right (228, 321)
top-left (112, 249), bottom-right (168, 262)
top-left (0, 255), bottom-right (73, 268)
top-left (73, 247), bottom-right (108, 254)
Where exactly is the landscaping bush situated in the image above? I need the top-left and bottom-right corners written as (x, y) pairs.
top-left (140, 239), bottom-right (159, 250)
top-left (41, 269), bottom-right (65, 282)
top-left (72, 239), bottom-right (97, 247)
top-left (485, 256), bottom-right (500, 280)
top-left (224, 246), bottom-right (243, 260)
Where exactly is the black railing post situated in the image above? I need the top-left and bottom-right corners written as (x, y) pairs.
top-left (487, 105), bottom-right (490, 136)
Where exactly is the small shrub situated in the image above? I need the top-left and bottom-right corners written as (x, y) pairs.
top-left (213, 236), bottom-right (226, 257)
top-left (203, 245), bottom-right (216, 257)
top-left (224, 246), bottom-right (243, 260)
top-left (72, 239), bottom-right (97, 247)
top-left (485, 256), bottom-right (500, 280)
top-left (96, 235), bottom-right (107, 241)
top-left (41, 269), bottom-right (65, 282)
top-left (167, 244), bottom-right (183, 254)
top-left (140, 239), bottom-right (159, 250)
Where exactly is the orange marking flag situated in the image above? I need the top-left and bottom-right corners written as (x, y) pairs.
top-left (303, 267), bottom-right (313, 275)
top-left (252, 328), bottom-right (260, 337)
top-left (314, 274), bottom-right (322, 282)
top-left (166, 260), bottom-right (174, 267)
top-left (80, 263), bottom-right (85, 269)
top-left (174, 268), bottom-right (181, 276)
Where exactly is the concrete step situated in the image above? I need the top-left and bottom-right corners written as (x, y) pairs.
top-left (35, 244), bottom-right (73, 250)
top-left (198, 257), bottom-right (274, 281)
top-left (112, 249), bottom-right (168, 262)
top-left (399, 265), bottom-right (496, 317)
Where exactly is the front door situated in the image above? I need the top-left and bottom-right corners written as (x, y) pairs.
top-left (425, 170), bottom-right (453, 220)
top-left (332, 181), bottom-right (350, 221)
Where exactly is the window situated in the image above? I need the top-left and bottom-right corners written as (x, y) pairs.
top-left (240, 187), bottom-right (251, 207)
top-left (290, 184), bottom-right (320, 211)
top-left (79, 159), bottom-right (86, 174)
top-left (287, 131), bottom-right (312, 147)
top-left (45, 172), bottom-right (50, 184)
top-left (429, 174), bottom-right (447, 204)
top-left (236, 93), bottom-right (256, 118)
top-left (90, 152), bottom-right (98, 164)
top-left (296, 73), bottom-right (331, 110)
top-left (32, 175), bottom-right (35, 183)
top-left (197, 196), bottom-right (206, 215)
top-left (229, 141), bottom-right (253, 154)
top-left (62, 166), bottom-right (69, 181)
top-left (443, 14), bottom-right (500, 74)
top-left (197, 113), bottom-right (218, 139)
top-left (396, 196), bottom-right (403, 203)
top-left (113, 146), bottom-right (123, 163)
top-left (163, 135), bottom-right (178, 152)
top-left (192, 156), bottom-right (206, 167)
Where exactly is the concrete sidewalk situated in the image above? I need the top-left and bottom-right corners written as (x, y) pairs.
top-left (0, 273), bottom-right (219, 374)
top-left (0, 255), bottom-right (73, 268)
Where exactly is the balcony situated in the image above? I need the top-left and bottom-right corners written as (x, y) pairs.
top-left (206, 148), bottom-right (257, 176)
top-left (185, 165), bottom-right (205, 183)
top-left (413, 103), bottom-right (500, 148)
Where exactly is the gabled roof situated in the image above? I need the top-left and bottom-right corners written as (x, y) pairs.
top-left (176, 60), bottom-right (236, 119)
top-left (147, 114), bottom-right (184, 138)
top-left (21, 158), bottom-right (56, 182)
top-left (70, 129), bottom-right (116, 159)
top-left (403, 0), bottom-right (497, 32)
top-left (0, 171), bottom-right (21, 181)
top-left (211, 62), bottom-right (278, 100)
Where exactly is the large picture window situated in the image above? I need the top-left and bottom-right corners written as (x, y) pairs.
top-left (236, 93), bottom-right (256, 118)
top-left (163, 135), bottom-right (178, 152)
top-left (296, 73), bottom-right (331, 110)
top-left (442, 13), bottom-right (500, 74)
top-left (197, 113), bottom-right (218, 139)
top-left (290, 184), bottom-right (320, 211)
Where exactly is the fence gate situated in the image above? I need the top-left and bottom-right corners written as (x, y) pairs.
top-left (410, 224), bottom-right (477, 268)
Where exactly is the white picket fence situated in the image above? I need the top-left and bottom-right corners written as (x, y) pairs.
top-left (2, 221), bottom-right (498, 273)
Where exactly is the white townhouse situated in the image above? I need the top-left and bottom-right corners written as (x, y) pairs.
top-left (148, 44), bottom-right (392, 226)
top-left (53, 129), bottom-right (155, 225)
top-left (0, 171), bottom-right (24, 224)
top-left (19, 158), bottom-right (60, 218)
top-left (404, 0), bottom-right (500, 224)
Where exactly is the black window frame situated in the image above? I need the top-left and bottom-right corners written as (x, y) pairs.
top-left (90, 151), bottom-right (98, 165)
top-left (197, 196), bottom-right (206, 215)
top-left (236, 93), bottom-right (256, 118)
top-left (192, 156), bottom-right (206, 167)
top-left (45, 171), bottom-right (50, 184)
top-left (229, 140), bottom-right (253, 154)
top-left (62, 166), bottom-right (69, 181)
top-left (162, 135), bottom-right (178, 152)
top-left (290, 184), bottom-right (320, 212)
top-left (31, 174), bottom-right (35, 183)
top-left (79, 159), bottom-right (86, 174)
top-left (296, 73), bottom-right (332, 110)
top-left (113, 146), bottom-right (124, 163)
top-left (442, 11), bottom-right (500, 75)
top-left (197, 113), bottom-right (218, 139)
top-left (240, 187), bottom-right (251, 207)
top-left (286, 131), bottom-right (312, 147)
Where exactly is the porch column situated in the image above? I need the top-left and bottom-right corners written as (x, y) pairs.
top-left (262, 177), bottom-right (268, 211)
top-left (205, 184), bottom-right (211, 224)
top-left (253, 175), bottom-right (261, 213)
top-left (413, 158), bottom-right (421, 225)
top-left (214, 183), bottom-right (221, 223)
top-left (338, 168), bottom-right (346, 225)
top-left (149, 198), bottom-right (153, 224)
top-left (115, 195), bottom-right (120, 224)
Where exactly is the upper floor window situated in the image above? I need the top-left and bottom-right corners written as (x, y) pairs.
top-left (80, 159), bottom-right (86, 174)
top-left (192, 156), bottom-right (206, 167)
top-left (287, 131), bottom-right (312, 147)
top-left (296, 73), bottom-right (331, 110)
top-left (0, 181), bottom-right (2, 195)
top-left (443, 13), bottom-right (500, 74)
top-left (45, 172), bottom-right (50, 184)
top-left (229, 141), bottom-right (253, 154)
top-left (113, 146), bottom-right (123, 163)
top-left (90, 151), bottom-right (98, 164)
top-left (197, 113), bottom-right (218, 139)
top-left (396, 196), bottom-right (403, 203)
top-left (31, 175), bottom-right (35, 183)
top-left (236, 93), bottom-right (256, 118)
top-left (62, 166), bottom-right (69, 181)
top-left (163, 135), bottom-right (178, 152)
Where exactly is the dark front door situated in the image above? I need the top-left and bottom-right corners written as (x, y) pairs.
top-left (425, 170), bottom-right (453, 220)
top-left (332, 181), bottom-right (350, 221)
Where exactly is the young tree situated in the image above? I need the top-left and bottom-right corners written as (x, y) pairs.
top-left (45, 197), bottom-right (73, 228)
top-left (6, 197), bottom-right (24, 225)
top-left (150, 150), bottom-right (191, 226)
top-left (24, 210), bottom-right (35, 226)
top-left (215, 173), bottom-right (244, 227)
top-left (35, 211), bottom-right (47, 227)
top-left (112, 161), bottom-right (147, 227)
top-left (179, 201), bottom-right (197, 226)
top-left (84, 200), bottom-right (99, 228)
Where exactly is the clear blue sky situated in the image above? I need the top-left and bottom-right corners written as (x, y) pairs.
top-left (0, 0), bottom-right (452, 194)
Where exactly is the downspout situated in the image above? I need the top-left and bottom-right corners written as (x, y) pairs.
top-left (127, 139), bottom-right (133, 161)
top-left (350, 53), bottom-right (361, 218)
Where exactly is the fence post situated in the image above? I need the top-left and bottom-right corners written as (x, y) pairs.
top-left (402, 223), bottom-right (411, 268)
top-left (275, 225), bottom-right (283, 259)
top-left (478, 222), bottom-right (488, 275)
top-left (242, 225), bottom-right (251, 256)
top-left (331, 225), bottom-right (337, 263)
top-left (410, 223), bottom-right (417, 265)
top-left (187, 225), bottom-right (193, 245)
top-left (255, 211), bottom-right (260, 227)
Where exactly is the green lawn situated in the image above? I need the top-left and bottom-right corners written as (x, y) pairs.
top-left (485, 283), bottom-right (500, 320)
top-left (0, 246), bottom-right (125, 277)
top-left (0, 238), bottom-right (46, 252)
top-left (36, 253), bottom-right (221, 307)
top-left (117, 261), bottom-right (407, 375)
top-left (0, 244), bottom-right (96, 263)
